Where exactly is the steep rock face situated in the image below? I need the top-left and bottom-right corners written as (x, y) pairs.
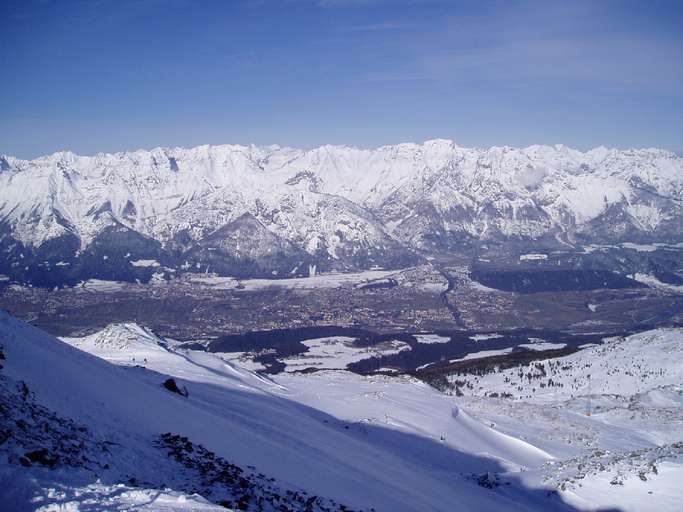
top-left (0, 140), bottom-right (681, 284)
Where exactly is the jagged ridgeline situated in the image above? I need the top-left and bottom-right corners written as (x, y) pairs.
top-left (0, 140), bottom-right (681, 286)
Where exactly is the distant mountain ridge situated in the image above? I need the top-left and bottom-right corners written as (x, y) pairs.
top-left (1, 140), bottom-right (681, 285)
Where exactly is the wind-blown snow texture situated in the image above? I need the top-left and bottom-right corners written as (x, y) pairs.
top-left (1, 140), bottom-right (681, 284)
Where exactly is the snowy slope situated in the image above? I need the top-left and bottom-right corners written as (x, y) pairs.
top-left (443, 328), bottom-right (683, 511)
top-left (0, 312), bottom-right (580, 511)
top-left (57, 320), bottom-right (683, 511)
top-left (1, 140), bottom-right (681, 284)
top-left (62, 322), bottom-right (170, 361)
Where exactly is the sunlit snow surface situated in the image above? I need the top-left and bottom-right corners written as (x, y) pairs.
top-left (279, 337), bottom-right (412, 372)
top-left (1, 313), bottom-right (681, 511)
top-left (190, 269), bottom-right (402, 291)
top-left (413, 333), bottom-right (451, 344)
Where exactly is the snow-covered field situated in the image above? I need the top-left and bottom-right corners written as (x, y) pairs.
top-left (31, 269), bottom-right (413, 295)
top-left (470, 333), bottom-right (504, 342)
top-left (215, 336), bottom-right (413, 374)
top-left (185, 269), bottom-right (404, 291)
top-left (2, 313), bottom-right (681, 511)
top-left (79, 279), bottom-right (129, 292)
top-left (414, 333), bottom-right (451, 344)
top-left (581, 242), bottom-right (683, 254)
top-left (628, 272), bottom-right (683, 293)
top-left (518, 342), bottom-right (567, 351)
top-left (278, 336), bottom-right (411, 372)
top-left (450, 348), bottom-right (514, 362)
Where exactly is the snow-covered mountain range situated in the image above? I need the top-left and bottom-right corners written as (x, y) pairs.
top-left (1, 140), bottom-right (681, 285)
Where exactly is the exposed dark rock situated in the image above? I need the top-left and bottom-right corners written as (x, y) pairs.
top-left (0, 375), bottom-right (112, 472)
top-left (156, 432), bottom-right (359, 511)
top-left (162, 378), bottom-right (188, 397)
top-left (24, 448), bottom-right (58, 468)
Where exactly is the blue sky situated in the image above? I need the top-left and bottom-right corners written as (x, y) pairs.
top-left (1, 0), bottom-right (682, 158)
